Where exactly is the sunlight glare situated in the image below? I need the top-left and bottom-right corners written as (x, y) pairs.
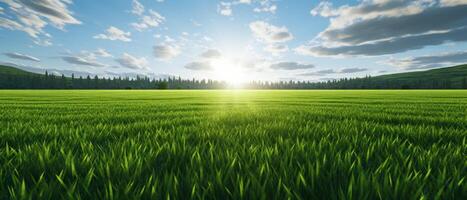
top-left (211, 57), bottom-right (247, 88)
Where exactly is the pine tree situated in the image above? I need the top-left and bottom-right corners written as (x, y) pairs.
top-left (94, 75), bottom-right (99, 89)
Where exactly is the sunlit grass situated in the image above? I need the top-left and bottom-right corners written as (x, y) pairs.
top-left (0, 90), bottom-right (466, 199)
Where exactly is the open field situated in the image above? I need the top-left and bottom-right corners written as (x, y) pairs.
top-left (0, 90), bottom-right (466, 199)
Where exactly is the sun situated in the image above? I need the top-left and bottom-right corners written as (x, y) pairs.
top-left (211, 57), bottom-right (247, 87)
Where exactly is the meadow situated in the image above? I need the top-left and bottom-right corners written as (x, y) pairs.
top-left (0, 90), bottom-right (465, 199)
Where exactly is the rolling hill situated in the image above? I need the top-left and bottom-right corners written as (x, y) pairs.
top-left (0, 65), bottom-right (42, 76)
top-left (372, 64), bottom-right (467, 88)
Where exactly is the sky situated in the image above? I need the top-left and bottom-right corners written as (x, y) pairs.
top-left (1, 0), bottom-right (467, 83)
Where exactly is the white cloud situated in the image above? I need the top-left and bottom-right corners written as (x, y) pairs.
top-left (217, 0), bottom-right (251, 16)
top-left (388, 51), bottom-right (467, 70)
top-left (131, 9), bottom-right (165, 31)
top-left (4, 52), bottom-right (40, 62)
top-left (0, 17), bottom-right (34, 35)
top-left (339, 67), bottom-right (367, 73)
top-left (311, 0), bottom-right (424, 30)
top-left (298, 67), bottom-right (367, 76)
top-left (299, 69), bottom-right (335, 76)
top-left (115, 53), bottom-right (148, 70)
top-left (310, 1), bottom-right (336, 17)
top-left (1, 0), bottom-right (81, 28)
top-left (153, 44), bottom-right (180, 60)
top-left (61, 56), bottom-right (107, 67)
top-left (301, 0), bottom-right (467, 56)
top-left (33, 39), bottom-right (53, 46)
top-left (78, 51), bottom-right (96, 60)
top-left (0, 0), bottom-right (80, 44)
top-left (218, 0), bottom-right (276, 16)
top-left (200, 49), bottom-right (222, 59)
top-left (130, 1), bottom-right (164, 32)
top-left (249, 21), bottom-right (293, 43)
top-left (270, 62), bottom-right (315, 70)
top-left (94, 26), bottom-right (131, 42)
top-left (164, 35), bottom-right (175, 43)
top-left (264, 44), bottom-right (288, 54)
top-left (254, 4), bottom-right (277, 13)
top-left (94, 48), bottom-right (113, 58)
top-left (185, 61), bottom-right (213, 71)
top-left (132, 0), bottom-right (145, 16)
top-left (218, 2), bottom-right (233, 16)
top-left (184, 49), bottom-right (224, 71)
top-left (440, 0), bottom-right (467, 6)
top-left (77, 48), bottom-right (113, 60)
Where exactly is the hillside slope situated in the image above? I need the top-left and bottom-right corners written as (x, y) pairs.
top-left (0, 65), bottom-right (41, 76)
top-left (377, 64), bottom-right (467, 82)
top-left (368, 64), bottom-right (467, 88)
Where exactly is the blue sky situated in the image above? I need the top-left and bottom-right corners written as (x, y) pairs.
top-left (1, 0), bottom-right (467, 83)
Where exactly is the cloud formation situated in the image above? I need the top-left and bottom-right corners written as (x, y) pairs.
top-left (185, 61), bottom-right (213, 71)
top-left (153, 44), bottom-right (180, 60)
top-left (218, 0), bottom-right (276, 16)
top-left (339, 67), bottom-right (367, 73)
top-left (94, 26), bottom-right (131, 42)
top-left (264, 44), bottom-right (288, 54)
top-left (441, 0), bottom-right (467, 6)
top-left (4, 52), bottom-right (40, 62)
top-left (270, 62), bottom-right (314, 70)
top-left (132, 10), bottom-right (165, 31)
top-left (78, 49), bottom-right (113, 61)
top-left (131, 0), bottom-right (145, 16)
top-left (296, 26), bottom-right (467, 56)
top-left (0, 0), bottom-right (81, 44)
top-left (61, 56), bottom-right (106, 67)
top-left (184, 49), bottom-right (224, 71)
top-left (218, 2), bottom-right (233, 16)
top-left (254, 4), bottom-right (276, 13)
top-left (200, 49), bottom-right (221, 59)
top-left (300, 0), bottom-right (467, 56)
top-left (94, 48), bottom-right (113, 58)
top-left (299, 67), bottom-right (367, 76)
top-left (388, 51), bottom-right (467, 70)
top-left (115, 53), bottom-right (148, 70)
top-left (250, 21), bottom-right (293, 43)
top-left (250, 20), bottom-right (293, 54)
top-left (300, 69), bottom-right (335, 76)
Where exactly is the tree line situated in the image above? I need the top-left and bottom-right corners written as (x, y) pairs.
top-left (1, 71), bottom-right (466, 89)
top-left (0, 71), bottom-right (228, 89)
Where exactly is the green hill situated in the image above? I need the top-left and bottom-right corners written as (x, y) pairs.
top-left (0, 65), bottom-right (41, 76)
top-left (368, 64), bottom-right (467, 88)
top-left (377, 64), bottom-right (467, 82)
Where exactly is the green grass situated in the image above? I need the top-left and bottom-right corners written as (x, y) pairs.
top-left (0, 90), bottom-right (466, 199)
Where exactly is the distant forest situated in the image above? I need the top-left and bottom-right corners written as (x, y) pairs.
top-left (1, 63), bottom-right (467, 89)
top-left (1, 69), bottom-right (467, 89)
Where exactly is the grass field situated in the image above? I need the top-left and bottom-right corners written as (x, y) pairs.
top-left (0, 90), bottom-right (466, 199)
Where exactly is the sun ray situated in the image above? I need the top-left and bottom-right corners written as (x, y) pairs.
top-left (211, 57), bottom-right (247, 87)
